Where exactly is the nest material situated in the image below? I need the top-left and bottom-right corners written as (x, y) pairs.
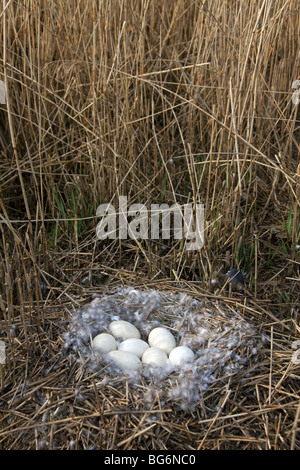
top-left (64, 287), bottom-right (265, 411)
top-left (0, 284), bottom-right (299, 450)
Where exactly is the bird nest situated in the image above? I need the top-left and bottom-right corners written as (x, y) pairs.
top-left (63, 287), bottom-right (265, 411)
top-left (1, 284), bottom-right (299, 450)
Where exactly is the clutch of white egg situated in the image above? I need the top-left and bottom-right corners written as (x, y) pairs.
top-left (92, 320), bottom-right (195, 372)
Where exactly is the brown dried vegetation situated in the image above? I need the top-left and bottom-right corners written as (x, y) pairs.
top-left (0, 0), bottom-right (299, 450)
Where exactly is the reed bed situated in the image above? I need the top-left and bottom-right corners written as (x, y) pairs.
top-left (0, 0), bottom-right (299, 450)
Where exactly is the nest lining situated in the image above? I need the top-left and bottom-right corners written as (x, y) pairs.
top-left (63, 287), bottom-right (265, 411)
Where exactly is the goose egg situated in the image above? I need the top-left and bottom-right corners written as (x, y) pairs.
top-left (169, 346), bottom-right (195, 367)
top-left (148, 327), bottom-right (176, 354)
top-left (108, 320), bottom-right (141, 340)
top-left (107, 350), bottom-right (141, 371)
top-left (142, 347), bottom-right (168, 368)
top-left (118, 338), bottom-right (149, 358)
top-left (92, 333), bottom-right (117, 353)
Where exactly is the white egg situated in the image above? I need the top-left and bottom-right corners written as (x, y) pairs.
top-left (169, 346), bottom-right (195, 367)
top-left (118, 338), bottom-right (149, 358)
top-left (148, 327), bottom-right (176, 354)
top-left (92, 333), bottom-right (117, 353)
top-left (108, 320), bottom-right (141, 340)
top-left (142, 347), bottom-right (168, 368)
top-left (107, 350), bottom-right (141, 371)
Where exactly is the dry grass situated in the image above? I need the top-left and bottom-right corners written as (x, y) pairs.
top-left (0, 280), bottom-right (299, 450)
top-left (0, 0), bottom-right (299, 450)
